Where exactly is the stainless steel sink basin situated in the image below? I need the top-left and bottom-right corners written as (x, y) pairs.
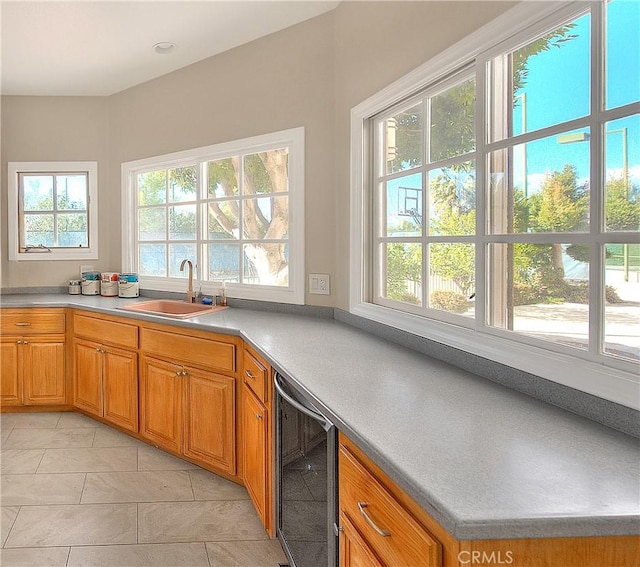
top-left (120, 299), bottom-right (227, 318)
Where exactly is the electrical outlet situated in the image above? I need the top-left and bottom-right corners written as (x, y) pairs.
top-left (80, 264), bottom-right (94, 276)
top-left (309, 273), bottom-right (330, 295)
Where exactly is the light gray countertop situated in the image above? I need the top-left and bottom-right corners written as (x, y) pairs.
top-left (2, 294), bottom-right (639, 540)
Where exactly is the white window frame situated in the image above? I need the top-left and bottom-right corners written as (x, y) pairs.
top-left (350, 1), bottom-right (640, 410)
top-left (7, 161), bottom-right (99, 261)
top-left (121, 127), bottom-right (305, 305)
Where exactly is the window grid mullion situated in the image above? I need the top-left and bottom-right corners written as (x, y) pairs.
top-left (475, 56), bottom-right (488, 330)
top-left (164, 169), bottom-right (170, 277)
top-left (239, 154), bottom-right (245, 284)
top-left (589, 1), bottom-right (605, 357)
top-left (422, 103), bottom-right (429, 307)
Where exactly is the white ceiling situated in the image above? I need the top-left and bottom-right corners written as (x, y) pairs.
top-left (1, 1), bottom-right (340, 96)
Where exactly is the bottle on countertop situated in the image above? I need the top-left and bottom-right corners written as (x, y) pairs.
top-left (219, 283), bottom-right (227, 306)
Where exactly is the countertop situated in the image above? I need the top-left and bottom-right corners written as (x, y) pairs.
top-left (2, 294), bottom-right (639, 541)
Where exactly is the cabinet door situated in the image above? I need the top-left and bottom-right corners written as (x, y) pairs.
top-left (1, 338), bottom-right (21, 406)
top-left (23, 336), bottom-right (66, 405)
top-left (183, 367), bottom-right (236, 474)
top-left (73, 339), bottom-right (103, 417)
top-left (140, 356), bottom-right (182, 453)
top-left (242, 385), bottom-right (268, 524)
top-left (340, 513), bottom-right (384, 567)
top-left (103, 347), bottom-right (138, 433)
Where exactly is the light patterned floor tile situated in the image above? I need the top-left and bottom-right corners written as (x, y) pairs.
top-left (37, 447), bottom-right (138, 473)
top-left (137, 444), bottom-right (199, 470)
top-left (1, 427), bottom-right (12, 444)
top-left (0, 414), bottom-right (277, 562)
top-left (206, 540), bottom-right (287, 567)
top-left (81, 470), bottom-right (194, 503)
top-left (67, 542), bottom-right (210, 567)
top-left (0, 546), bottom-right (70, 567)
top-left (12, 413), bottom-right (62, 429)
top-left (189, 469), bottom-right (249, 501)
top-left (91, 427), bottom-right (144, 448)
top-left (1, 473), bottom-right (85, 506)
top-left (2, 428), bottom-right (95, 450)
top-left (0, 449), bottom-right (45, 474)
top-left (4, 503), bottom-right (137, 548)
top-left (1, 507), bottom-right (20, 546)
top-left (56, 413), bottom-right (106, 429)
top-left (1, 414), bottom-right (20, 430)
top-left (138, 500), bottom-right (268, 543)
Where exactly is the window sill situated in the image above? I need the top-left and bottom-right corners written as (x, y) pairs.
top-left (350, 301), bottom-right (640, 411)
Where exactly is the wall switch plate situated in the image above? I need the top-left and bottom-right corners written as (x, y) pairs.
top-left (309, 273), bottom-right (330, 295)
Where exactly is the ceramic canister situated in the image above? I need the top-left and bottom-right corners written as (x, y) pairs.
top-left (118, 273), bottom-right (139, 298)
top-left (100, 273), bottom-right (119, 296)
top-left (81, 271), bottom-right (101, 295)
top-left (68, 280), bottom-right (81, 295)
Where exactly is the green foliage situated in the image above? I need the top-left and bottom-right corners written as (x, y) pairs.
top-left (429, 164), bottom-right (475, 216)
top-left (386, 243), bottom-right (421, 302)
top-left (606, 285), bottom-right (623, 304)
top-left (565, 244), bottom-right (590, 264)
top-left (528, 165), bottom-right (589, 233)
top-left (429, 290), bottom-right (470, 313)
top-left (430, 79), bottom-right (476, 162)
top-left (138, 170), bottom-right (167, 205)
top-left (605, 178), bottom-right (640, 231)
top-left (387, 105), bottom-right (423, 172)
top-left (208, 158), bottom-right (238, 197)
top-left (429, 243), bottom-right (475, 296)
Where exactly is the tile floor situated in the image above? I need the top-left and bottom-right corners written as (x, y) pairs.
top-left (0, 412), bottom-right (287, 567)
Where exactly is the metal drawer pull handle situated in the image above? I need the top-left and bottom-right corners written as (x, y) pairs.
top-left (357, 501), bottom-right (390, 537)
top-left (15, 322), bottom-right (31, 326)
top-left (244, 369), bottom-right (255, 380)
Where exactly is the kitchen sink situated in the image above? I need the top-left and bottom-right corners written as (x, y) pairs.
top-left (119, 299), bottom-right (227, 318)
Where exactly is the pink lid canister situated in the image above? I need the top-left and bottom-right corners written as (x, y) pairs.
top-left (101, 272), bottom-right (119, 281)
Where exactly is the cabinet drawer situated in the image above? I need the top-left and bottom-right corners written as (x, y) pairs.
top-left (1, 310), bottom-right (65, 334)
top-left (339, 445), bottom-right (442, 567)
top-left (243, 348), bottom-right (268, 402)
top-left (141, 328), bottom-right (236, 374)
top-left (74, 313), bottom-right (138, 349)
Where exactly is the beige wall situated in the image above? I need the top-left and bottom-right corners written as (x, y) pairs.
top-left (1, 1), bottom-right (515, 305)
top-left (0, 96), bottom-right (111, 288)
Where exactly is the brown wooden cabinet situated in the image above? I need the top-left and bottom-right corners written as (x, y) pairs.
top-left (1, 338), bottom-right (21, 406)
top-left (339, 433), bottom-right (640, 567)
top-left (184, 365), bottom-right (236, 474)
top-left (241, 345), bottom-right (273, 536)
top-left (339, 513), bottom-right (384, 567)
top-left (1, 309), bottom-right (66, 408)
top-left (139, 356), bottom-right (184, 453)
top-left (73, 313), bottom-right (139, 432)
top-left (139, 325), bottom-right (239, 476)
top-left (339, 435), bottom-right (442, 567)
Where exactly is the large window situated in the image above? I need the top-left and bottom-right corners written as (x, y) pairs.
top-left (352, 1), bottom-right (639, 408)
top-left (8, 162), bottom-right (98, 260)
top-left (122, 128), bottom-right (304, 304)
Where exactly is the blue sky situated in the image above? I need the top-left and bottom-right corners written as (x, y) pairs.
top-left (513, 0), bottom-right (640, 194)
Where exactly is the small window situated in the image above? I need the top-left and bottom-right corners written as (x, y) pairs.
top-left (8, 162), bottom-right (98, 260)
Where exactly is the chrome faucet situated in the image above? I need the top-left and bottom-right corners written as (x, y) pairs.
top-left (179, 259), bottom-right (195, 303)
